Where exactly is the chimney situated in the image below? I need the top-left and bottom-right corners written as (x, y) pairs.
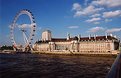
top-left (78, 34), bottom-right (81, 41)
top-left (94, 34), bottom-right (96, 40)
top-left (110, 34), bottom-right (113, 36)
top-left (89, 34), bottom-right (91, 39)
top-left (105, 33), bottom-right (108, 39)
top-left (67, 32), bottom-right (70, 40)
top-left (114, 35), bottom-right (117, 38)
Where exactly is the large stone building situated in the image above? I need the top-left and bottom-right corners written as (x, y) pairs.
top-left (33, 30), bottom-right (120, 54)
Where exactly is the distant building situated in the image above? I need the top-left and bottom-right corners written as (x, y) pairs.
top-left (33, 30), bottom-right (120, 54)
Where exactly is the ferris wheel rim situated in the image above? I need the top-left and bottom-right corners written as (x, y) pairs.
top-left (10, 9), bottom-right (36, 49)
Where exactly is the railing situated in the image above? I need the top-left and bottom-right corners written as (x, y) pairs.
top-left (107, 52), bottom-right (121, 78)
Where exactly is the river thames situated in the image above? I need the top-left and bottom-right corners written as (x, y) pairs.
top-left (0, 53), bottom-right (115, 78)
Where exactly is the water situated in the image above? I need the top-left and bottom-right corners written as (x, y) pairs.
top-left (0, 53), bottom-right (115, 78)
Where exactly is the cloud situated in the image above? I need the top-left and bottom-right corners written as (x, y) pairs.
top-left (93, 22), bottom-right (100, 24)
top-left (92, 0), bottom-right (121, 7)
top-left (83, 5), bottom-right (103, 14)
top-left (9, 23), bottom-right (36, 29)
top-left (103, 10), bottom-right (121, 18)
top-left (85, 17), bottom-right (101, 23)
top-left (72, 1), bottom-right (121, 27)
top-left (18, 24), bottom-right (31, 28)
top-left (74, 11), bottom-right (83, 17)
top-left (68, 26), bottom-right (79, 29)
top-left (18, 23), bottom-right (36, 29)
top-left (105, 19), bottom-right (112, 22)
top-left (72, 3), bottom-right (82, 11)
top-left (88, 26), bottom-right (104, 33)
top-left (106, 28), bottom-right (121, 33)
top-left (73, 4), bottom-right (104, 17)
top-left (90, 14), bottom-right (101, 18)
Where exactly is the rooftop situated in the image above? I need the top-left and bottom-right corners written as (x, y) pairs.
top-left (36, 35), bottom-right (118, 43)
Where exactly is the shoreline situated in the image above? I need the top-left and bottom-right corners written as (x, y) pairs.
top-left (0, 50), bottom-right (119, 57)
top-left (32, 51), bottom-right (118, 57)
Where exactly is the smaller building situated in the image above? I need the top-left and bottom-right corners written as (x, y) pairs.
top-left (33, 30), bottom-right (120, 54)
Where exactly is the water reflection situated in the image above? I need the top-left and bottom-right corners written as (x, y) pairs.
top-left (0, 54), bottom-right (115, 78)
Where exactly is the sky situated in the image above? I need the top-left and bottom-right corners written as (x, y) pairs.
top-left (0, 0), bottom-right (121, 46)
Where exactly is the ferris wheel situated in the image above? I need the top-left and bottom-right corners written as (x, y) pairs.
top-left (10, 9), bottom-right (36, 52)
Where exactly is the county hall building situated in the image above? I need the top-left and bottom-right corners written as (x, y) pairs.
top-left (33, 30), bottom-right (120, 54)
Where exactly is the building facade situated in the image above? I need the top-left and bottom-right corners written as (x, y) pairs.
top-left (33, 30), bottom-right (120, 54)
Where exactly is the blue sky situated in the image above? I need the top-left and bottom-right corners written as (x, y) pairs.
top-left (0, 0), bottom-right (121, 46)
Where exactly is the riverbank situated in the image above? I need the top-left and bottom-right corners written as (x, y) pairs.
top-left (0, 50), bottom-right (119, 57)
top-left (32, 51), bottom-right (119, 57)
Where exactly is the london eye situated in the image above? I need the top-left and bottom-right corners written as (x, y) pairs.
top-left (10, 9), bottom-right (36, 52)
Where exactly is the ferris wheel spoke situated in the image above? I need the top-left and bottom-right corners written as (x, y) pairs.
top-left (23, 31), bottom-right (29, 44)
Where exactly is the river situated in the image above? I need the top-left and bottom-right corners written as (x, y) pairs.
top-left (0, 53), bottom-right (115, 78)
